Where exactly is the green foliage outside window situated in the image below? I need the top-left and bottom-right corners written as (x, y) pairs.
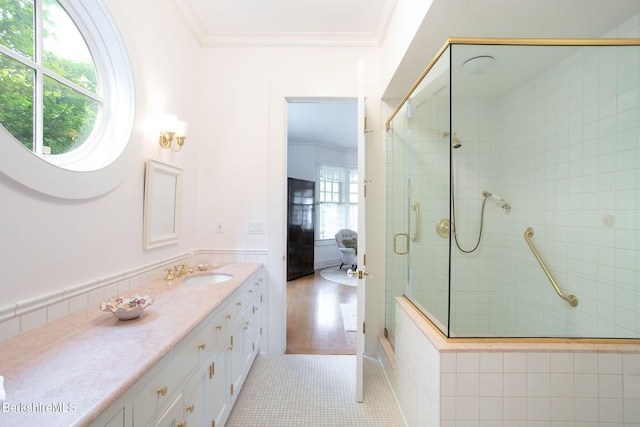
top-left (0, 0), bottom-right (100, 155)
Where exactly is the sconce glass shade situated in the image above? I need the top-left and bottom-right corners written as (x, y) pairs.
top-left (159, 114), bottom-right (178, 132)
top-left (174, 120), bottom-right (188, 137)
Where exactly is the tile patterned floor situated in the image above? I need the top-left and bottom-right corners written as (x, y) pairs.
top-left (226, 354), bottom-right (405, 426)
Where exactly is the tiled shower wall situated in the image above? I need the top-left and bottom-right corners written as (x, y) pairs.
top-left (492, 39), bottom-right (640, 338)
top-left (447, 18), bottom-right (640, 338)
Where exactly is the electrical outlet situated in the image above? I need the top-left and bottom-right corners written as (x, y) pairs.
top-left (216, 222), bottom-right (224, 234)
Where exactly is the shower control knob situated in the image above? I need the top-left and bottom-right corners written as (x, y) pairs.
top-left (436, 219), bottom-right (450, 238)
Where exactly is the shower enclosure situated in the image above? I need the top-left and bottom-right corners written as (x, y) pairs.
top-left (385, 38), bottom-right (640, 342)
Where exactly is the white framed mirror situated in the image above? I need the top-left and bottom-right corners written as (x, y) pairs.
top-left (143, 159), bottom-right (182, 249)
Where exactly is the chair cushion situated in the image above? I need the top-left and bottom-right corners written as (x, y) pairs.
top-left (342, 238), bottom-right (357, 253)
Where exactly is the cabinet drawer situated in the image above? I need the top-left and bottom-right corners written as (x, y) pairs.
top-left (252, 276), bottom-right (264, 294)
top-left (230, 288), bottom-right (252, 316)
top-left (190, 321), bottom-right (214, 362)
top-left (133, 324), bottom-right (210, 426)
top-left (211, 311), bottom-right (228, 348)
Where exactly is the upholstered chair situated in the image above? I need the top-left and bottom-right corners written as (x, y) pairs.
top-left (334, 229), bottom-right (358, 270)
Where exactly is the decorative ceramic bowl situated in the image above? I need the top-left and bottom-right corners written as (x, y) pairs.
top-left (100, 295), bottom-right (154, 320)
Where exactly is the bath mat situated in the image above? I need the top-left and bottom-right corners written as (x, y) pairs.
top-left (319, 266), bottom-right (357, 286)
top-left (340, 303), bottom-right (357, 332)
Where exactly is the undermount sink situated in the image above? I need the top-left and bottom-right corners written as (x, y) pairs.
top-left (183, 273), bottom-right (232, 285)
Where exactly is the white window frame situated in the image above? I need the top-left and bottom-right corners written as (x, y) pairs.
top-left (315, 162), bottom-right (358, 241)
top-left (0, 0), bottom-right (135, 199)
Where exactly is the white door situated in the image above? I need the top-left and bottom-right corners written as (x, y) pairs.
top-left (355, 61), bottom-right (367, 402)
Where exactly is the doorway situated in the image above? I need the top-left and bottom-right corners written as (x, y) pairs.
top-left (285, 99), bottom-right (358, 354)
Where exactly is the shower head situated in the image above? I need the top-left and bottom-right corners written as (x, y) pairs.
top-left (443, 131), bottom-right (462, 149)
top-left (452, 133), bottom-right (462, 149)
top-left (482, 191), bottom-right (511, 210)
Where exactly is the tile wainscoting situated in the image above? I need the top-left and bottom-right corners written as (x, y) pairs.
top-left (380, 297), bottom-right (640, 427)
top-left (0, 249), bottom-right (268, 344)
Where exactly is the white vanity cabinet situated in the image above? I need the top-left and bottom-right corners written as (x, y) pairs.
top-left (241, 276), bottom-right (264, 379)
top-left (229, 271), bottom-right (263, 406)
top-left (210, 304), bottom-right (233, 426)
top-left (132, 320), bottom-right (213, 426)
top-left (89, 266), bottom-right (266, 427)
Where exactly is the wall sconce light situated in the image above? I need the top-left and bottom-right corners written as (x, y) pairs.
top-left (158, 114), bottom-right (188, 152)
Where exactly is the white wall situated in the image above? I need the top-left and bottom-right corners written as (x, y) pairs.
top-left (287, 143), bottom-right (357, 183)
top-left (379, 0), bottom-right (435, 96)
top-left (0, 0), bottom-right (201, 308)
top-left (0, 0), bottom-right (414, 356)
top-left (198, 46), bottom-right (382, 353)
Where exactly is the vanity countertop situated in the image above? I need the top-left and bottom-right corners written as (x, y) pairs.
top-left (0, 263), bottom-right (263, 427)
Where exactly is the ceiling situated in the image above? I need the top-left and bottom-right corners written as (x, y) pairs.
top-left (171, 0), bottom-right (395, 46)
top-left (287, 102), bottom-right (358, 150)
top-left (384, 0), bottom-right (640, 99)
top-left (172, 0), bottom-right (640, 148)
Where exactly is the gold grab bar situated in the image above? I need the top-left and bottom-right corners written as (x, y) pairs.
top-left (411, 202), bottom-right (421, 242)
top-left (523, 227), bottom-right (578, 307)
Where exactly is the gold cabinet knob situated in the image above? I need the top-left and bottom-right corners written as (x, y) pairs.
top-left (216, 324), bottom-right (222, 330)
top-left (186, 404), bottom-right (195, 413)
top-left (157, 386), bottom-right (168, 396)
top-left (236, 301), bottom-right (242, 306)
top-left (177, 422), bottom-right (186, 427)
top-left (198, 343), bottom-right (206, 350)
top-left (225, 314), bottom-right (232, 320)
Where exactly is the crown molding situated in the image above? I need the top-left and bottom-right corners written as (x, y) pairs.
top-left (170, 0), bottom-right (396, 48)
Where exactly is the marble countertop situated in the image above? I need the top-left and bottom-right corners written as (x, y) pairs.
top-left (0, 263), bottom-right (263, 427)
top-left (397, 297), bottom-right (640, 353)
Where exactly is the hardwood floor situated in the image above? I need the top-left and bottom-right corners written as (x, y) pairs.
top-left (286, 269), bottom-right (357, 355)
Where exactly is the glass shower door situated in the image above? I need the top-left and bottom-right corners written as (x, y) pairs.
top-left (405, 89), bottom-right (451, 336)
top-left (385, 101), bottom-right (410, 348)
top-left (385, 46), bottom-right (452, 340)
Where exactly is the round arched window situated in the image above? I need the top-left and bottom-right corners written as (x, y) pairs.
top-left (0, 0), bottom-right (135, 199)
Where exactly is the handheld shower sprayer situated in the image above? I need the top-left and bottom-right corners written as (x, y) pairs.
top-left (482, 191), bottom-right (511, 210)
top-left (451, 190), bottom-right (512, 253)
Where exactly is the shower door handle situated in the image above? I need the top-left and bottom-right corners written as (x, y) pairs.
top-left (411, 202), bottom-right (421, 242)
top-left (393, 232), bottom-right (409, 255)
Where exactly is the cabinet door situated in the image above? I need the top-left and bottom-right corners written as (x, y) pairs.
top-left (153, 394), bottom-right (184, 427)
top-left (183, 360), bottom-right (210, 427)
top-left (229, 324), bottom-right (245, 405)
top-left (101, 408), bottom-right (125, 427)
top-left (244, 301), bottom-right (261, 372)
top-left (211, 344), bottom-right (231, 427)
